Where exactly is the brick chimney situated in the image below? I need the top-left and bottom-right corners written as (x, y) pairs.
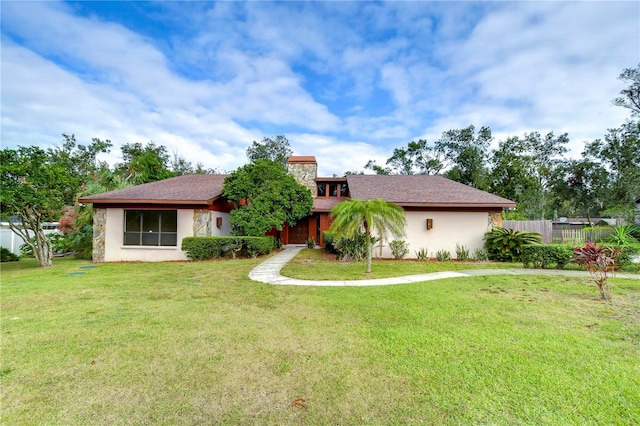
top-left (287, 156), bottom-right (317, 197)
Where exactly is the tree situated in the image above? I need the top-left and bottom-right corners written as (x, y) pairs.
top-left (435, 125), bottom-right (492, 190)
top-left (246, 135), bottom-right (292, 167)
top-left (0, 138), bottom-right (111, 267)
top-left (489, 136), bottom-right (539, 205)
top-left (170, 151), bottom-right (220, 175)
top-left (551, 159), bottom-right (609, 223)
top-left (582, 121), bottom-right (640, 222)
top-left (365, 139), bottom-right (444, 175)
top-left (613, 63), bottom-right (640, 117)
top-left (70, 167), bottom-right (133, 259)
top-left (489, 131), bottom-right (568, 219)
top-left (115, 142), bottom-right (173, 184)
top-left (222, 160), bottom-right (313, 236)
top-left (329, 198), bottom-right (406, 273)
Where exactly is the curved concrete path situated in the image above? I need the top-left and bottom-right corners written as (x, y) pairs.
top-left (249, 247), bottom-right (640, 287)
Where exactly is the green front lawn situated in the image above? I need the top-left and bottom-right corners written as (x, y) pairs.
top-left (281, 248), bottom-right (524, 280)
top-left (2, 257), bottom-right (639, 424)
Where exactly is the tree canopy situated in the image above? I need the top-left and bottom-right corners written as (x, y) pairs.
top-left (246, 135), bottom-right (293, 167)
top-left (0, 137), bottom-right (111, 266)
top-left (222, 159), bottom-right (313, 237)
top-left (613, 63), bottom-right (640, 117)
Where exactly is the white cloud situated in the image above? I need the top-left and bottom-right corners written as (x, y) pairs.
top-left (1, 0), bottom-right (638, 177)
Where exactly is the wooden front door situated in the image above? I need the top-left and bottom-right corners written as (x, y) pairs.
top-left (287, 220), bottom-right (309, 244)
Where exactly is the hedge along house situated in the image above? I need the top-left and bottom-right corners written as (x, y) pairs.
top-left (80, 156), bottom-right (515, 262)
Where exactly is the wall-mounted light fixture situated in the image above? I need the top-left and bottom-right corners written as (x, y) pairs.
top-left (216, 217), bottom-right (223, 228)
top-left (426, 218), bottom-right (433, 230)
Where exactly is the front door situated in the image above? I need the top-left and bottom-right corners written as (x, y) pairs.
top-left (287, 220), bottom-right (309, 244)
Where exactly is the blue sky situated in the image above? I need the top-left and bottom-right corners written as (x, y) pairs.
top-left (1, 1), bottom-right (638, 176)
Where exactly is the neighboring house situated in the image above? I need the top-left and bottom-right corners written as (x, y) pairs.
top-left (79, 156), bottom-right (515, 262)
top-left (553, 217), bottom-right (615, 229)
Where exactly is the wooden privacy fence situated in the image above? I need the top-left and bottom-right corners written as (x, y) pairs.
top-left (502, 220), bottom-right (553, 243)
top-left (502, 220), bottom-right (614, 244)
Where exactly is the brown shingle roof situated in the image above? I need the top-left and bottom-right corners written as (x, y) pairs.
top-left (313, 197), bottom-right (345, 212)
top-left (78, 174), bottom-right (228, 205)
top-left (346, 175), bottom-right (516, 208)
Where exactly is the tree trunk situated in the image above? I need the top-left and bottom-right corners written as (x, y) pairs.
top-left (365, 229), bottom-right (372, 274)
top-left (9, 209), bottom-right (54, 267)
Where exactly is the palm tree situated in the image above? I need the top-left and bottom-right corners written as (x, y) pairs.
top-left (329, 198), bottom-right (407, 273)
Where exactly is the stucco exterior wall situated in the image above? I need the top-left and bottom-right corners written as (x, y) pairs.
top-left (377, 211), bottom-right (491, 259)
top-left (103, 208), bottom-right (194, 262)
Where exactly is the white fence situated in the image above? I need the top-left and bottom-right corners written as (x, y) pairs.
top-left (0, 223), bottom-right (60, 255)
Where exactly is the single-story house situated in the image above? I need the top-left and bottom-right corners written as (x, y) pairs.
top-left (79, 156), bottom-right (515, 262)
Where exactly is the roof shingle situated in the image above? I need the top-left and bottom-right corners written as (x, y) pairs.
top-left (79, 174), bottom-right (228, 205)
top-left (346, 175), bottom-right (515, 208)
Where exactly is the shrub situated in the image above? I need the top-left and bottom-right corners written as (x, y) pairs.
top-left (0, 247), bottom-right (19, 262)
top-left (243, 236), bottom-right (275, 258)
top-left (573, 241), bottom-right (621, 301)
top-left (69, 224), bottom-right (93, 259)
top-left (322, 231), bottom-right (337, 254)
top-left (435, 249), bottom-right (451, 261)
top-left (415, 247), bottom-right (429, 261)
top-left (390, 240), bottom-right (409, 260)
top-left (334, 233), bottom-right (367, 261)
top-left (521, 244), bottom-right (573, 269)
top-left (306, 237), bottom-right (316, 249)
top-left (20, 233), bottom-right (72, 258)
top-left (455, 243), bottom-right (470, 261)
top-left (611, 244), bottom-right (638, 269)
top-left (484, 227), bottom-right (542, 262)
top-left (607, 224), bottom-right (639, 247)
top-left (181, 236), bottom-right (275, 260)
top-left (472, 248), bottom-right (488, 261)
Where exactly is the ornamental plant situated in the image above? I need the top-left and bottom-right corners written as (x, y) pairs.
top-left (483, 227), bottom-right (542, 262)
top-left (573, 241), bottom-right (621, 301)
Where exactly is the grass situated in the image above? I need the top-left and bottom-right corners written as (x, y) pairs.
top-left (281, 248), bottom-right (524, 280)
top-left (2, 256), bottom-right (640, 424)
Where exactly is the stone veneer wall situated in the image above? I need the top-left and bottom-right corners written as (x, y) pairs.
top-left (288, 162), bottom-right (318, 197)
top-left (92, 208), bottom-right (106, 262)
top-left (193, 210), bottom-right (212, 236)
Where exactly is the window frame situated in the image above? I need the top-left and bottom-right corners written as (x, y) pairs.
top-left (123, 210), bottom-right (178, 247)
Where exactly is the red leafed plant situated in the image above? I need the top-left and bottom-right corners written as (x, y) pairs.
top-left (573, 241), bottom-right (621, 301)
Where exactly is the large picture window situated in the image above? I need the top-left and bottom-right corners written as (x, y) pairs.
top-left (124, 210), bottom-right (177, 246)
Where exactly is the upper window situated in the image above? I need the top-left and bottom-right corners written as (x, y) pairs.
top-left (124, 210), bottom-right (177, 246)
top-left (317, 183), bottom-right (326, 196)
top-left (340, 183), bottom-right (349, 197)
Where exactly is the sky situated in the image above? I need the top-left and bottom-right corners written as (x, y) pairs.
top-left (1, 1), bottom-right (638, 177)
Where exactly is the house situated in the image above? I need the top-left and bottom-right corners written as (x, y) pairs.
top-left (79, 156), bottom-right (515, 262)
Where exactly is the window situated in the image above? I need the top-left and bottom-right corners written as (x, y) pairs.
top-left (124, 210), bottom-right (177, 246)
top-left (340, 183), bottom-right (349, 197)
top-left (329, 184), bottom-right (338, 196)
top-left (317, 183), bottom-right (326, 196)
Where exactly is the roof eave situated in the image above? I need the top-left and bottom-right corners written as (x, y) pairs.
top-left (395, 202), bottom-right (517, 209)
top-left (78, 198), bottom-right (215, 205)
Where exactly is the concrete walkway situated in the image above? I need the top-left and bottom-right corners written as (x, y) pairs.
top-left (248, 247), bottom-right (640, 287)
